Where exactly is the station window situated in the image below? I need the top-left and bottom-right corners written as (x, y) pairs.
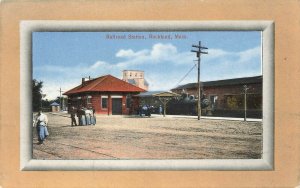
top-left (87, 96), bottom-right (92, 104)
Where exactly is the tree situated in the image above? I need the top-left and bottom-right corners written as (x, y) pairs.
top-left (32, 79), bottom-right (43, 112)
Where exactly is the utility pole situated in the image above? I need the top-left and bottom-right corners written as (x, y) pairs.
top-left (243, 85), bottom-right (249, 121)
top-left (41, 94), bottom-right (46, 110)
top-left (58, 87), bottom-right (65, 111)
top-left (191, 41), bottom-right (208, 120)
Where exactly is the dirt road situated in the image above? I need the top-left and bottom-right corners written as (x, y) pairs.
top-left (33, 113), bottom-right (262, 159)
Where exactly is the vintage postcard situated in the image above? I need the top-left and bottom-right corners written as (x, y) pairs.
top-left (1, 1), bottom-right (299, 188)
top-left (20, 21), bottom-right (274, 171)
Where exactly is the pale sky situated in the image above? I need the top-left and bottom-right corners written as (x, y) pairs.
top-left (33, 31), bottom-right (261, 100)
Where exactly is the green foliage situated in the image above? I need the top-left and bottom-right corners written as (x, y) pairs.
top-left (32, 79), bottom-right (43, 112)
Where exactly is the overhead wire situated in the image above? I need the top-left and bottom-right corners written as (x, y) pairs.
top-left (172, 61), bottom-right (197, 89)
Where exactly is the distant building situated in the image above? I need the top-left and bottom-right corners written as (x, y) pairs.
top-left (122, 70), bottom-right (149, 91)
top-left (63, 75), bottom-right (145, 115)
top-left (50, 102), bottom-right (60, 112)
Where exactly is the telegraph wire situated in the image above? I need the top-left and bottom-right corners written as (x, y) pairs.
top-left (173, 62), bottom-right (197, 89)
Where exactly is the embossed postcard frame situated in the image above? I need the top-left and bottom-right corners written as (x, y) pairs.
top-left (20, 21), bottom-right (274, 171)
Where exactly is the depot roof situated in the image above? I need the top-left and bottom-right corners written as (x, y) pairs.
top-left (172, 75), bottom-right (262, 90)
top-left (63, 75), bottom-right (146, 95)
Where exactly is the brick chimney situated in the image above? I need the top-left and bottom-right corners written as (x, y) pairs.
top-left (82, 76), bottom-right (91, 86)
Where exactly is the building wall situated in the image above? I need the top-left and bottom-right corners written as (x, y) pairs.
top-left (122, 70), bottom-right (149, 91)
top-left (172, 83), bottom-right (262, 110)
top-left (204, 83), bottom-right (262, 110)
top-left (90, 94), bottom-right (108, 115)
top-left (51, 106), bottom-right (60, 112)
top-left (67, 92), bottom-right (132, 115)
top-left (121, 95), bottom-right (129, 114)
top-left (123, 70), bottom-right (144, 79)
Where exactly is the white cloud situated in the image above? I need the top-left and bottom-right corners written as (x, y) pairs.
top-left (146, 66), bottom-right (198, 91)
top-left (90, 61), bottom-right (110, 69)
top-left (200, 46), bottom-right (261, 81)
top-left (116, 49), bottom-right (149, 58)
top-left (36, 60), bottom-right (113, 77)
top-left (150, 43), bottom-right (177, 60)
top-left (41, 81), bottom-right (80, 100)
top-left (172, 51), bottom-right (194, 64)
top-left (111, 43), bottom-right (178, 69)
top-left (238, 46), bottom-right (261, 63)
top-left (203, 47), bottom-right (261, 64)
top-left (115, 55), bottom-right (148, 68)
top-left (146, 73), bottom-right (182, 91)
top-left (35, 60), bottom-right (116, 100)
top-left (204, 48), bottom-right (232, 61)
top-left (115, 43), bottom-right (186, 68)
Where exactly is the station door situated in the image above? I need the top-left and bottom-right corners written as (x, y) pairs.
top-left (112, 98), bottom-right (122, 115)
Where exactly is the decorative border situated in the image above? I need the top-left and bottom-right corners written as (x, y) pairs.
top-left (20, 21), bottom-right (274, 171)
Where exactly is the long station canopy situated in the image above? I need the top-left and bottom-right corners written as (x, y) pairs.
top-left (135, 91), bottom-right (180, 98)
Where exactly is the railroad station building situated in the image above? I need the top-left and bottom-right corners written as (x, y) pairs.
top-left (63, 75), bottom-right (145, 115)
top-left (171, 76), bottom-right (262, 118)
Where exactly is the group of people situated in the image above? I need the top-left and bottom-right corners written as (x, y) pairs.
top-left (34, 104), bottom-right (165, 144)
top-left (138, 105), bottom-right (152, 117)
top-left (70, 106), bottom-right (96, 126)
top-left (137, 105), bottom-right (163, 117)
top-left (33, 106), bottom-right (97, 145)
